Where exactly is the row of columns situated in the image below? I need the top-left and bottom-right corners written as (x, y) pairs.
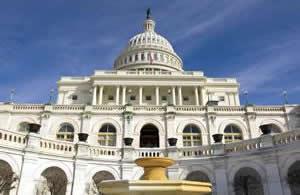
top-left (92, 85), bottom-right (237, 106)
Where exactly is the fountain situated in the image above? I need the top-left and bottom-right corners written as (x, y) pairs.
top-left (100, 157), bottom-right (212, 195)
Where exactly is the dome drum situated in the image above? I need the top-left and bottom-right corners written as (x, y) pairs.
top-left (114, 14), bottom-right (183, 72)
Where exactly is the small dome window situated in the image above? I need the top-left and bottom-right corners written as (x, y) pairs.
top-left (135, 54), bottom-right (139, 61)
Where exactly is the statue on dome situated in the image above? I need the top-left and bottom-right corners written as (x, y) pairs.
top-left (146, 8), bottom-right (151, 19)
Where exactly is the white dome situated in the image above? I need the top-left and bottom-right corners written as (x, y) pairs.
top-left (114, 14), bottom-right (183, 71)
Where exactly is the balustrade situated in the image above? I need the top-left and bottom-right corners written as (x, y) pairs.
top-left (179, 145), bottom-right (212, 158)
top-left (88, 146), bottom-right (120, 159)
top-left (135, 148), bottom-right (166, 158)
top-left (0, 129), bottom-right (27, 148)
top-left (39, 138), bottom-right (75, 155)
top-left (133, 106), bottom-right (165, 112)
top-left (0, 128), bottom-right (299, 160)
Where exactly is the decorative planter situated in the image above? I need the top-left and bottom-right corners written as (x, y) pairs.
top-left (78, 133), bottom-right (89, 142)
top-left (124, 137), bottom-right (134, 146)
top-left (212, 134), bottom-right (223, 143)
top-left (168, 138), bottom-right (178, 146)
top-left (28, 123), bottom-right (41, 133)
top-left (259, 124), bottom-right (271, 135)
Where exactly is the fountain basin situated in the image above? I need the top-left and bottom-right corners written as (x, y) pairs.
top-left (135, 157), bottom-right (174, 180)
top-left (100, 180), bottom-right (212, 195)
top-left (100, 157), bottom-right (212, 195)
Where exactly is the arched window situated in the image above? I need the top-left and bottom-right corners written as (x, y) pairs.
top-left (183, 124), bottom-right (202, 147)
top-left (224, 124), bottom-right (243, 143)
top-left (56, 123), bottom-right (74, 142)
top-left (98, 124), bottom-right (116, 146)
top-left (18, 122), bottom-right (30, 132)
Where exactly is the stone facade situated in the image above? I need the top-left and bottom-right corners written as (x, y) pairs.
top-left (0, 11), bottom-right (299, 195)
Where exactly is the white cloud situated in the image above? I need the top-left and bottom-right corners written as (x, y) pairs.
top-left (236, 36), bottom-right (300, 92)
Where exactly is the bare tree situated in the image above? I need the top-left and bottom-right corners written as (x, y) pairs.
top-left (0, 163), bottom-right (18, 194)
top-left (42, 168), bottom-right (67, 195)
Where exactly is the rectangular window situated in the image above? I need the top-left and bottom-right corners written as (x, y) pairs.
top-left (161, 96), bottom-right (167, 101)
top-left (145, 96), bottom-right (152, 101)
top-left (219, 96), bottom-right (225, 101)
top-left (130, 95), bottom-right (136, 101)
top-left (108, 95), bottom-right (114, 101)
top-left (71, 95), bottom-right (78, 100)
top-left (183, 96), bottom-right (189, 101)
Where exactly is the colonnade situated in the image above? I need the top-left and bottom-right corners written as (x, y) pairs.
top-left (91, 85), bottom-right (210, 106)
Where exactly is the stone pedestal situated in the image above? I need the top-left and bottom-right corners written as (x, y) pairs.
top-left (26, 133), bottom-right (41, 151)
top-left (76, 142), bottom-right (89, 158)
top-left (260, 134), bottom-right (274, 148)
top-left (212, 143), bottom-right (224, 156)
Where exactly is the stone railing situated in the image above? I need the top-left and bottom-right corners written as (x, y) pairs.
top-left (133, 106), bottom-right (165, 112)
top-left (213, 106), bottom-right (245, 112)
top-left (12, 104), bottom-right (45, 112)
top-left (88, 146), bottom-right (121, 159)
top-left (0, 104), bottom-right (291, 116)
top-left (94, 70), bottom-right (204, 77)
top-left (135, 148), bottom-right (166, 158)
top-left (39, 138), bottom-right (75, 156)
top-left (52, 105), bottom-right (85, 111)
top-left (92, 105), bottom-right (125, 112)
top-left (179, 145), bottom-right (212, 158)
top-left (0, 129), bottom-right (27, 148)
top-left (253, 106), bottom-right (284, 112)
top-left (273, 130), bottom-right (300, 145)
top-left (224, 138), bottom-right (262, 154)
top-left (175, 106), bottom-right (206, 112)
top-left (0, 128), bottom-right (299, 160)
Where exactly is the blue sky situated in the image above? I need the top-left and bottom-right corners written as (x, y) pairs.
top-left (0, 0), bottom-right (299, 105)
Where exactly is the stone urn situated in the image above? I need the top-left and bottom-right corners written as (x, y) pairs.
top-left (259, 124), bottom-right (271, 135)
top-left (78, 133), bottom-right (89, 142)
top-left (167, 138), bottom-right (177, 146)
top-left (28, 123), bottom-right (41, 133)
top-left (212, 133), bottom-right (223, 143)
top-left (124, 137), bottom-right (134, 146)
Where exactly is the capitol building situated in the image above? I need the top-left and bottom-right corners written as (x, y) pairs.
top-left (0, 10), bottom-right (299, 195)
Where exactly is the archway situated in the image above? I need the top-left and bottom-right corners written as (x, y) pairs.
top-left (233, 167), bottom-right (264, 195)
top-left (267, 123), bottom-right (282, 134)
top-left (89, 171), bottom-right (115, 195)
top-left (140, 124), bottom-right (159, 148)
top-left (39, 167), bottom-right (68, 195)
top-left (186, 171), bottom-right (210, 182)
top-left (0, 160), bottom-right (18, 195)
top-left (287, 161), bottom-right (300, 194)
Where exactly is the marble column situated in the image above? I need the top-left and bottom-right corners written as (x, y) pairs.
top-left (92, 86), bottom-right (97, 105)
top-left (122, 86), bottom-right (127, 105)
top-left (194, 86), bottom-right (199, 106)
top-left (178, 86), bottom-right (182, 106)
top-left (155, 86), bottom-right (160, 105)
top-left (172, 87), bottom-right (176, 105)
top-left (139, 86), bottom-right (143, 105)
top-left (98, 86), bottom-right (104, 105)
top-left (116, 86), bottom-right (120, 105)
